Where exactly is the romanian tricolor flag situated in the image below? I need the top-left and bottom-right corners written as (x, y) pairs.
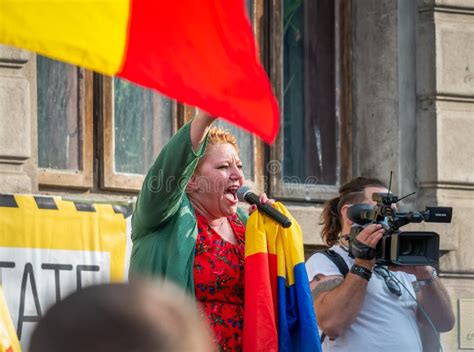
top-left (0, 0), bottom-right (279, 143)
top-left (244, 203), bottom-right (321, 352)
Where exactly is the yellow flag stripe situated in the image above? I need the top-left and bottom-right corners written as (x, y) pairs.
top-left (0, 0), bottom-right (130, 75)
top-left (245, 202), bottom-right (306, 286)
top-left (244, 214), bottom-right (265, 256)
top-left (274, 203), bottom-right (305, 285)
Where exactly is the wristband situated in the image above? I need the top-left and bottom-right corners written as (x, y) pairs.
top-left (416, 268), bottom-right (438, 287)
top-left (349, 238), bottom-right (377, 260)
top-left (350, 264), bottom-right (372, 281)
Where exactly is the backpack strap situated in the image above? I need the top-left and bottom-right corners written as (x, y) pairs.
top-left (317, 249), bottom-right (350, 277)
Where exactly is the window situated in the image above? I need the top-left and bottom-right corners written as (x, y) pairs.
top-left (37, 56), bottom-right (93, 189)
top-left (267, 0), bottom-right (352, 201)
top-left (37, 59), bottom-right (176, 193)
top-left (100, 76), bottom-right (176, 191)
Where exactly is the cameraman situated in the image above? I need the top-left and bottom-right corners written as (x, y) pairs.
top-left (306, 177), bottom-right (454, 351)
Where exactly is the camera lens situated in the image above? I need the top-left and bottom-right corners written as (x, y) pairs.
top-left (394, 232), bottom-right (439, 265)
top-left (400, 238), bottom-right (424, 256)
top-left (400, 240), bottom-right (413, 256)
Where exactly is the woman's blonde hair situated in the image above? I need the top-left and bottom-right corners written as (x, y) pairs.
top-left (206, 127), bottom-right (239, 154)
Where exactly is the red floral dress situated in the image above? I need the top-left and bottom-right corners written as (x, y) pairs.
top-left (194, 212), bottom-right (245, 352)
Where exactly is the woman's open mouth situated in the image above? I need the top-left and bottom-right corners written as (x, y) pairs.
top-left (224, 185), bottom-right (239, 204)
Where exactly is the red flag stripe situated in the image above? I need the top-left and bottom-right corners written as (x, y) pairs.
top-left (243, 252), bottom-right (278, 352)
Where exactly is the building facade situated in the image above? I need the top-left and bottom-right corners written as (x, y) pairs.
top-left (0, 0), bottom-right (472, 350)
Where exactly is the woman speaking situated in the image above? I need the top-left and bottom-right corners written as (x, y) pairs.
top-left (130, 110), bottom-right (272, 352)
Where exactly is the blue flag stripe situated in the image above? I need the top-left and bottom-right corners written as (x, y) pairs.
top-left (277, 263), bottom-right (322, 352)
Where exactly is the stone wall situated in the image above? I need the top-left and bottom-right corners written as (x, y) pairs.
top-left (352, 0), bottom-right (474, 350)
top-left (418, 2), bottom-right (474, 349)
top-left (0, 46), bottom-right (37, 194)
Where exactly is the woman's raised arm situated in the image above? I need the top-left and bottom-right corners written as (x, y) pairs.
top-left (190, 110), bottom-right (216, 150)
top-left (132, 110), bottom-right (215, 237)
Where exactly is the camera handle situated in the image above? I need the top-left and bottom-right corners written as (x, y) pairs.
top-left (348, 226), bottom-right (377, 260)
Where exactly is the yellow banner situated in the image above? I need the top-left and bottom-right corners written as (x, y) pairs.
top-left (0, 194), bottom-right (129, 349)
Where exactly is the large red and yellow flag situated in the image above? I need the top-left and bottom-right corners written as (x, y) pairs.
top-left (0, 0), bottom-right (279, 142)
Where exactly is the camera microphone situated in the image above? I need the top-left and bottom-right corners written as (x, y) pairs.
top-left (236, 186), bottom-right (292, 228)
top-left (347, 204), bottom-right (377, 225)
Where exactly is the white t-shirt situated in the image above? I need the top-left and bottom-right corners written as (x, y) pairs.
top-left (305, 245), bottom-right (422, 352)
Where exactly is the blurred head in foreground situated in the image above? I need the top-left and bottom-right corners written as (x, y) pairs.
top-left (29, 279), bottom-right (215, 352)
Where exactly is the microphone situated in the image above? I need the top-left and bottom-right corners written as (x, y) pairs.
top-left (237, 187), bottom-right (292, 228)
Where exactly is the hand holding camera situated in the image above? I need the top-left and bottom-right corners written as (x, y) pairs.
top-left (353, 223), bottom-right (385, 250)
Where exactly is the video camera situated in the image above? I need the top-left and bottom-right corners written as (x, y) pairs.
top-left (347, 192), bottom-right (452, 266)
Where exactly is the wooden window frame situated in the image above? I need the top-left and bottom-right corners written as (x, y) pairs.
top-left (38, 69), bottom-right (93, 189)
top-left (251, 0), bottom-right (267, 193)
top-left (267, 0), bottom-right (352, 202)
top-left (100, 76), bottom-right (178, 192)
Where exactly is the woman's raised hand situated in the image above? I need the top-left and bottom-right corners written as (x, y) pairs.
top-left (190, 109), bottom-right (216, 151)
